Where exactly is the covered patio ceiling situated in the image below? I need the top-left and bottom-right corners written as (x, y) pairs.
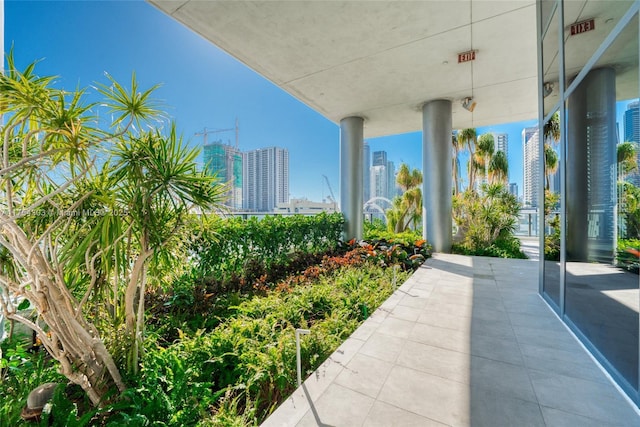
top-left (149, 1), bottom-right (540, 137)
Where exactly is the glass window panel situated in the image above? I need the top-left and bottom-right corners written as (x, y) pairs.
top-left (543, 110), bottom-right (562, 307)
top-left (543, 10), bottom-right (560, 117)
top-left (564, 14), bottom-right (639, 393)
top-left (564, 0), bottom-right (635, 89)
top-left (540, 0), bottom-right (557, 37)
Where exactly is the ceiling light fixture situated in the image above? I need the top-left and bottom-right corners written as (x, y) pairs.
top-left (543, 82), bottom-right (554, 98)
top-left (462, 97), bottom-right (476, 112)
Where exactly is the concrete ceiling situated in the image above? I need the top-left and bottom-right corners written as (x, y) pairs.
top-left (149, 0), bottom-right (540, 137)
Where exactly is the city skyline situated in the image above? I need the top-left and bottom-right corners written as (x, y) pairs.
top-left (6, 1), bottom-right (636, 206)
top-left (5, 0), bottom-right (538, 205)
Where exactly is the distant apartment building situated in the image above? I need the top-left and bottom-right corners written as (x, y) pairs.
top-left (493, 132), bottom-right (508, 157)
top-left (522, 127), bottom-right (540, 207)
top-left (363, 141), bottom-right (371, 203)
top-left (623, 101), bottom-right (640, 186)
top-left (370, 165), bottom-right (388, 200)
top-left (372, 150), bottom-right (387, 167)
top-left (203, 142), bottom-right (243, 210)
top-left (624, 100), bottom-right (639, 142)
top-left (509, 182), bottom-right (518, 199)
top-left (243, 147), bottom-right (289, 212)
top-left (274, 198), bottom-right (337, 214)
top-left (387, 160), bottom-right (396, 199)
top-left (368, 150), bottom-right (397, 201)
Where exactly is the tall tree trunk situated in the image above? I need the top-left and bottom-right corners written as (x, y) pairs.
top-left (1, 222), bottom-right (125, 406)
top-left (124, 233), bottom-right (153, 375)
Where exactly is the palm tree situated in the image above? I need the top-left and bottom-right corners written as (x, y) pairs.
top-left (451, 132), bottom-right (465, 195)
top-left (489, 150), bottom-right (509, 185)
top-left (476, 133), bottom-right (495, 187)
top-left (544, 143), bottom-right (559, 190)
top-left (0, 54), bottom-right (226, 405)
top-left (458, 128), bottom-right (477, 191)
top-left (544, 111), bottom-right (561, 144)
top-left (542, 112), bottom-right (561, 192)
top-left (106, 125), bottom-right (226, 373)
top-left (387, 164), bottom-right (422, 233)
top-left (396, 162), bottom-right (422, 192)
top-left (0, 55), bottom-right (147, 404)
top-left (617, 141), bottom-right (638, 180)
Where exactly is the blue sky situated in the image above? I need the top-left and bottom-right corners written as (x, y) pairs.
top-left (5, 0), bottom-right (540, 202)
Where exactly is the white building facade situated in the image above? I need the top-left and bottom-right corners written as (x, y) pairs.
top-left (243, 147), bottom-right (289, 212)
top-left (522, 127), bottom-right (539, 208)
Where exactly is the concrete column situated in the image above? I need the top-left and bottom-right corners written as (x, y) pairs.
top-left (567, 67), bottom-right (616, 262)
top-left (340, 116), bottom-right (364, 240)
top-left (422, 100), bottom-right (452, 253)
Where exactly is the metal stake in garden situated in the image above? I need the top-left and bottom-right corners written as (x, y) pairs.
top-left (296, 328), bottom-right (310, 386)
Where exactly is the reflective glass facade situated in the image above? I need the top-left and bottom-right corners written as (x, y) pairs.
top-left (538, 0), bottom-right (640, 406)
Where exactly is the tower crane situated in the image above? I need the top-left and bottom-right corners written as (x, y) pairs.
top-left (322, 174), bottom-right (337, 204)
top-left (195, 118), bottom-right (240, 148)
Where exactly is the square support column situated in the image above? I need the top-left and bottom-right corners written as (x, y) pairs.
top-left (340, 116), bottom-right (364, 240)
top-left (422, 100), bottom-right (452, 253)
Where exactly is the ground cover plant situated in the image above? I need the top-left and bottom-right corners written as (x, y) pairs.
top-left (1, 241), bottom-right (421, 426)
top-left (131, 256), bottom-right (412, 426)
top-left (364, 217), bottom-right (424, 246)
top-left (617, 239), bottom-right (640, 273)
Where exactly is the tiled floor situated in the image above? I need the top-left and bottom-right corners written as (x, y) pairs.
top-left (261, 253), bottom-right (640, 427)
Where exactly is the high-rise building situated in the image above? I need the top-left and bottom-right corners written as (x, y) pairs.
top-left (623, 101), bottom-right (640, 186)
top-left (624, 101), bottom-right (639, 143)
top-left (243, 147), bottom-right (289, 212)
top-left (370, 165), bottom-right (388, 200)
top-left (493, 132), bottom-right (508, 157)
top-left (387, 160), bottom-right (396, 199)
top-left (203, 142), bottom-right (243, 210)
top-left (509, 182), bottom-right (518, 199)
top-left (474, 133), bottom-right (508, 191)
top-left (363, 141), bottom-right (371, 203)
top-left (523, 127), bottom-right (540, 207)
top-left (372, 150), bottom-right (387, 167)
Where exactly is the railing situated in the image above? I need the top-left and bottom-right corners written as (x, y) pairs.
top-left (215, 209), bottom-right (546, 238)
top-left (223, 210), bottom-right (333, 220)
top-left (515, 209), bottom-right (539, 237)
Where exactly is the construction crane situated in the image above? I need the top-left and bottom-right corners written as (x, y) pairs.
top-left (195, 118), bottom-right (240, 148)
top-left (322, 174), bottom-right (336, 204)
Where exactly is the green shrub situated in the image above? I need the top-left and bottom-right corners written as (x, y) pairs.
top-left (106, 263), bottom-right (409, 426)
top-left (192, 213), bottom-right (344, 286)
top-left (0, 340), bottom-right (65, 426)
top-left (619, 182), bottom-right (640, 239)
top-left (544, 191), bottom-right (561, 261)
top-left (617, 239), bottom-right (640, 273)
top-left (453, 236), bottom-right (526, 259)
top-left (364, 227), bottom-right (424, 247)
top-left (452, 184), bottom-right (524, 258)
top-left (363, 217), bottom-right (387, 234)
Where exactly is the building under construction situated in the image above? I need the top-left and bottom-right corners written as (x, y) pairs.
top-left (199, 121), bottom-right (289, 212)
top-left (202, 142), bottom-right (243, 210)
